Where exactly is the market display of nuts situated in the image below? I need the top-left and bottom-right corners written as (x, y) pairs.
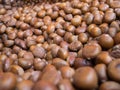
top-left (0, 0), bottom-right (120, 90)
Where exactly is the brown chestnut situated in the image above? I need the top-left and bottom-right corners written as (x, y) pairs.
top-left (96, 51), bottom-right (112, 65)
top-left (108, 59), bottom-right (120, 82)
top-left (82, 43), bottom-right (102, 59)
top-left (114, 32), bottom-right (120, 44)
top-left (73, 66), bottom-right (98, 89)
top-left (98, 34), bottom-right (114, 49)
top-left (99, 81), bottom-right (120, 90)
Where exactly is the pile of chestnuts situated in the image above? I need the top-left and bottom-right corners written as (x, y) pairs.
top-left (0, 0), bottom-right (120, 90)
